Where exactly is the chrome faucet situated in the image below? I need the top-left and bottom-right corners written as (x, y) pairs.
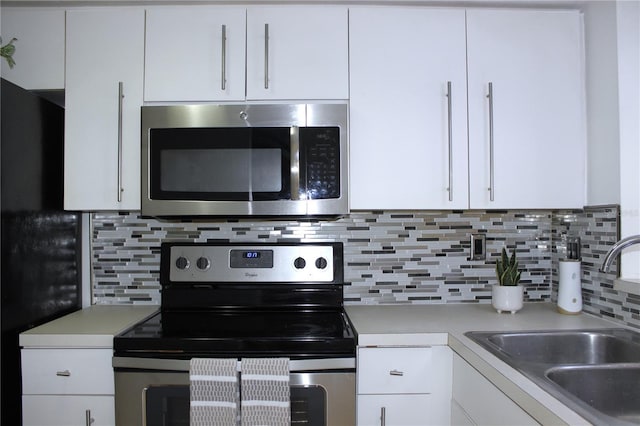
top-left (600, 234), bottom-right (640, 273)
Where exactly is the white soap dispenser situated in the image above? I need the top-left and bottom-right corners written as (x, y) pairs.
top-left (557, 237), bottom-right (582, 315)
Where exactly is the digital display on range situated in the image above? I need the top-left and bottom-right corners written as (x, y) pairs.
top-left (230, 249), bottom-right (273, 268)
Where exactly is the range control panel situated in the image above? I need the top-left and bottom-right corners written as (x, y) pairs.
top-left (166, 243), bottom-right (338, 283)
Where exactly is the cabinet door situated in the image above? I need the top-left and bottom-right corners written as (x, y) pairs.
top-left (358, 394), bottom-right (446, 426)
top-left (23, 395), bottom-right (114, 426)
top-left (452, 353), bottom-right (538, 425)
top-left (0, 7), bottom-right (65, 90)
top-left (246, 6), bottom-right (348, 100)
top-left (467, 9), bottom-right (586, 209)
top-left (349, 7), bottom-right (468, 210)
top-left (144, 6), bottom-right (246, 102)
top-left (64, 8), bottom-right (144, 211)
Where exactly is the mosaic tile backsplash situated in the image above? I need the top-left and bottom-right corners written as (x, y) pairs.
top-left (90, 206), bottom-right (638, 328)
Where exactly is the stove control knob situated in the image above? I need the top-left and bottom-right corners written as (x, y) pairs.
top-left (315, 257), bottom-right (328, 269)
top-left (294, 257), bottom-right (306, 269)
top-left (175, 256), bottom-right (190, 270)
top-left (196, 256), bottom-right (211, 270)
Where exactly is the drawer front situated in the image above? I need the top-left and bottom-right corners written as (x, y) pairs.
top-left (358, 346), bottom-right (433, 394)
top-left (22, 349), bottom-right (113, 395)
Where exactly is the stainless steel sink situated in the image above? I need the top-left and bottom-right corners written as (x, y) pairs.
top-left (485, 330), bottom-right (640, 364)
top-left (546, 365), bottom-right (640, 424)
top-left (465, 328), bottom-right (640, 425)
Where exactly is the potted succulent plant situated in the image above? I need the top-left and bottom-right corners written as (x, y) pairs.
top-left (492, 247), bottom-right (524, 314)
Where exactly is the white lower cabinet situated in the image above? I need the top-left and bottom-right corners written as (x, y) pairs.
top-left (452, 353), bottom-right (538, 425)
top-left (22, 395), bottom-right (114, 426)
top-left (21, 348), bottom-right (115, 426)
top-left (358, 394), bottom-right (433, 426)
top-left (357, 345), bottom-right (452, 426)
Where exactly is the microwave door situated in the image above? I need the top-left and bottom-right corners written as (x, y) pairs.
top-left (149, 127), bottom-right (293, 203)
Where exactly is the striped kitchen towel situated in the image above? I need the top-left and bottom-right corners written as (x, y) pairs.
top-left (189, 358), bottom-right (239, 426)
top-left (240, 358), bottom-right (291, 426)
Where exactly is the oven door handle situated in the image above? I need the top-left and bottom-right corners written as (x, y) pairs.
top-left (113, 356), bottom-right (355, 372)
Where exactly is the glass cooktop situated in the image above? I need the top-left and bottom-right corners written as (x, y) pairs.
top-left (114, 310), bottom-right (356, 359)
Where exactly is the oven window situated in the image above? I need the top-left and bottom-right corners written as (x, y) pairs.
top-left (144, 385), bottom-right (190, 426)
top-left (291, 385), bottom-right (326, 425)
top-left (149, 127), bottom-right (291, 201)
top-left (143, 385), bottom-right (326, 426)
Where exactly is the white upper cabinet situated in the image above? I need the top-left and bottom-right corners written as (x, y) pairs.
top-left (245, 6), bottom-right (348, 100)
top-left (144, 6), bottom-right (348, 102)
top-left (144, 7), bottom-right (246, 102)
top-left (467, 9), bottom-right (586, 209)
top-left (349, 7), bottom-right (469, 210)
top-left (64, 8), bottom-right (144, 211)
top-left (0, 7), bottom-right (65, 90)
top-left (349, 7), bottom-right (586, 211)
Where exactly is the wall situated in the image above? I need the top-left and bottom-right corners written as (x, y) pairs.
top-left (91, 210), bottom-right (555, 305)
top-left (552, 206), bottom-right (640, 329)
top-left (90, 206), bottom-right (640, 329)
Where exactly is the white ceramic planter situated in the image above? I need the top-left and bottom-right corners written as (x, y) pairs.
top-left (491, 284), bottom-right (524, 314)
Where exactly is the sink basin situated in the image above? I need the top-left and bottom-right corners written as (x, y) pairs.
top-left (465, 328), bottom-right (640, 425)
top-left (486, 330), bottom-right (640, 364)
top-left (547, 365), bottom-right (640, 424)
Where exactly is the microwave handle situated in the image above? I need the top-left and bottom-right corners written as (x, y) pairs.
top-left (290, 127), bottom-right (301, 200)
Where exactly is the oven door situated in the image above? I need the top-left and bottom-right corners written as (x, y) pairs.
top-left (113, 357), bottom-right (355, 426)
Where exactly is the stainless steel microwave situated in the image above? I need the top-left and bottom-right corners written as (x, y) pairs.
top-left (141, 103), bottom-right (348, 217)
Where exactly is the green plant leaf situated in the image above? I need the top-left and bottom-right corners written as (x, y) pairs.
top-left (496, 247), bottom-right (521, 286)
top-left (0, 37), bottom-right (17, 69)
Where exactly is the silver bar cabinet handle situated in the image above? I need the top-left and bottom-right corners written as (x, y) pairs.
top-left (117, 81), bottom-right (124, 203)
top-left (221, 25), bottom-right (227, 91)
top-left (487, 82), bottom-right (495, 202)
top-left (290, 126), bottom-right (300, 200)
top-left (85, 409), bottom-right (94, 426)
top-left (56, 370), bottom-right (71, 377)
top-left (389, 369), bottom-right (404, 376)
top-left (264, 23), bottom-right (269, 89)
top-left (381, 406), bottom-right (386, 426)
top-left (446, 81), bottom-right (453, 202)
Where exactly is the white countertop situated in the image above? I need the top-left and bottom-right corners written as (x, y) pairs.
top-left (19, 305), bottom-right (158, 348)
top-left (345, 302), bottom-right (625, 425)
top-left (19, 302), bottom-right (626, 424)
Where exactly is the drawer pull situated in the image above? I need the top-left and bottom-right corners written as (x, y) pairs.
top-left (389, 369), bottom-right (404, 376)
top-left (56, 370), bottom-right (71, 377)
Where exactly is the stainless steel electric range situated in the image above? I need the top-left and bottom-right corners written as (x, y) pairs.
top-left (113, 242), bottom-right (356, 426)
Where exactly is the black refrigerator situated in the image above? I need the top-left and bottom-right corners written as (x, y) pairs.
top-left (1, 78), bottom-right (82, 424)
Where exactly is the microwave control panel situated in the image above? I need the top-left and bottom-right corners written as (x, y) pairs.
top-left (302, 127), bottom-right (340, 200)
